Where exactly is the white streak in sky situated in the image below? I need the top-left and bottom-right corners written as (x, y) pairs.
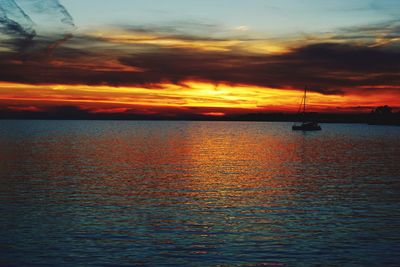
top-left (0, 0), bottom-right (35, 36)
top-left (16, 0), bottom-right (75, 33)
top-left (0, 0), bottom-right (75, 53)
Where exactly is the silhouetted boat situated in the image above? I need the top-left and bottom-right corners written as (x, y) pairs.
top-left (292, 86), bottom-right (321, 131)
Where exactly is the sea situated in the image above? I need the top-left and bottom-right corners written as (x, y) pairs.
top-left (0, 120), bottom-right (399, 266)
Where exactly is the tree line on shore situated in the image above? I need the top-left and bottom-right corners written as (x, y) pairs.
top-left (368, 106), bottom-right (400, 125)
top-left (0, 105), bottom-right (399, 125)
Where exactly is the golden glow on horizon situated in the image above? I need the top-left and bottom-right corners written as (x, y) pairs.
top-left (1, 81), bottom-right (399, 114)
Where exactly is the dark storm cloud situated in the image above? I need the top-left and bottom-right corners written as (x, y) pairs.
top-left (1, 6), bottom-right (400, 96)
top-left (119, 43), bottom-right (400, 94)
top-left (1, 40), bottom-right (400, 95)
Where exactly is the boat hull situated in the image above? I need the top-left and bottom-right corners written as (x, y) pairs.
top-left (292, 125), bottom-right (322, 131)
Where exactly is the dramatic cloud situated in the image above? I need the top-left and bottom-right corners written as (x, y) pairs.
top-left (0, 0), bottom-right (75, 53)
top-left (1, 1), bottom-right (399, 95)
top-left (16, 0), bottom-right (74, 30)
top-left (1, 1), bottom-right (400, 116)
top-left (117, 43), bottom-right (400, 94)
top-left (0, 0), bottom-right (35, 37)
top-left (0, 37), bottom-right (399, 96)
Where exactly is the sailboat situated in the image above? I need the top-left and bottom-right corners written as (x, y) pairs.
top-left (292, 86), bottom-right (322, 131)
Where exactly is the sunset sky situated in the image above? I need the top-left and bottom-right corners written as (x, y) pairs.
top-left (1, 0), bottom-right (400, 117)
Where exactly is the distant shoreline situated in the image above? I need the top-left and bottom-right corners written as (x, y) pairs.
top-left (1, 112), bottom-right (399, 126)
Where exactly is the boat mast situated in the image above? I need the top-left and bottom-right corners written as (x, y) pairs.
top-left (303, 86), bottom-right (307, 114)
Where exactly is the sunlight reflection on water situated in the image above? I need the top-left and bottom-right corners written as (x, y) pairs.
top-left (1, 121), bottom-right (399, 266)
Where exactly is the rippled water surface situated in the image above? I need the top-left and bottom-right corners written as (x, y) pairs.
top-left (1, 120), bottom-right (399, 266)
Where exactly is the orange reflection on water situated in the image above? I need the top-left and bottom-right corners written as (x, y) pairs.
top-left (3, 121), bottom-right (394, 211)
top-left (1, 120), bottom-right (399, 266)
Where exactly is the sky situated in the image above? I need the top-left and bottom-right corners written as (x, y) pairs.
top-left (0, 0), bottom-right (400, 118)
top-left (64, 0), bottom-right (397, 34)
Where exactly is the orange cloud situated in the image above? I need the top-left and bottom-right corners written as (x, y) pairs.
top-left (1, 81), bottom-right (399, 116)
